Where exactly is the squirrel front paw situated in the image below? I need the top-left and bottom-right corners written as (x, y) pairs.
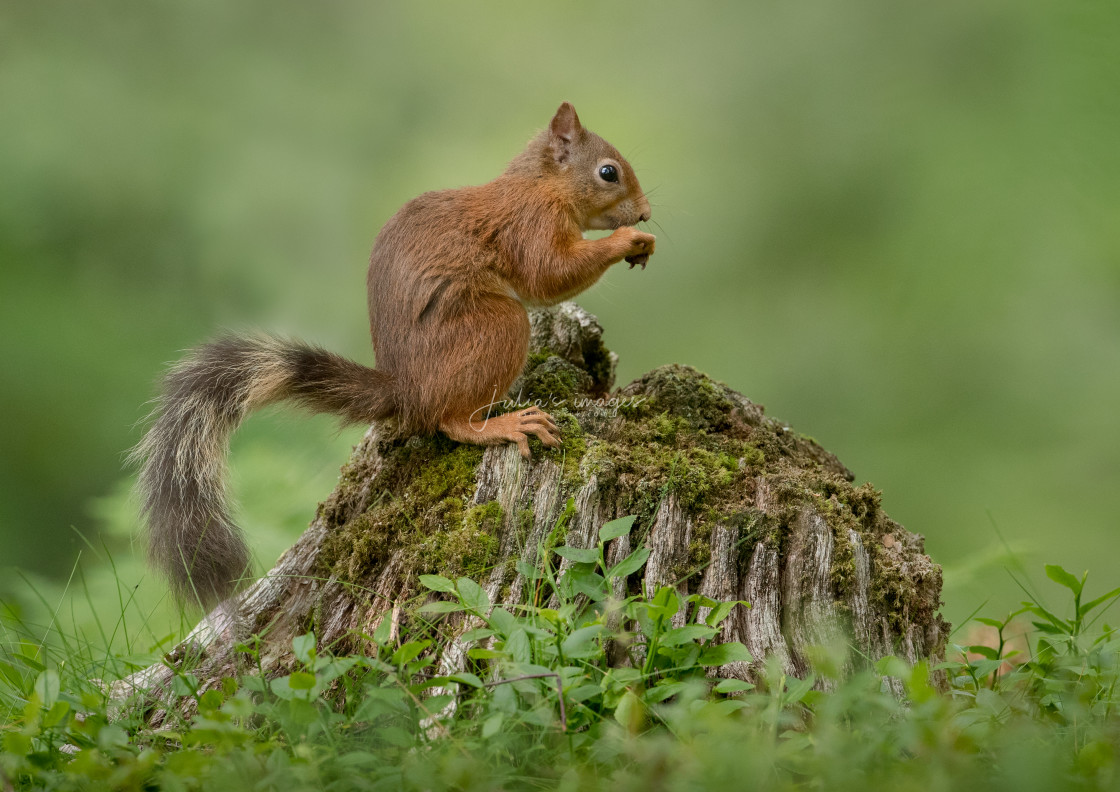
top-left (616, 227), bottom-right (656, 269)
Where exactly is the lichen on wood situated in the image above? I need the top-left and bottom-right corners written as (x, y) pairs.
top-left (113, 302), bottom-right (949, 715)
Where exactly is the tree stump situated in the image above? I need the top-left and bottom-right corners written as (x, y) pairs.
top-left (113, 303), bottom-right (948, 715)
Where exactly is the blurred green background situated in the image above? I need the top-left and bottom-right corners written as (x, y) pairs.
top-left (2, 0), bottom-right (1118, 635)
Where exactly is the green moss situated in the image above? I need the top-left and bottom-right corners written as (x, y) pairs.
top-left (829, 523), bottom-right (857, 602)
top-left (526, 349), bottom-right (552, 369)
top-left (432, 504), bottom-right (503, 579)
top-left (686, 519), bottom-right (714, 577)
top-left (583, 432), bottom-right (738, 512)
top-left (317, 436), bottom-right (493, 594)
top-left (531, 409), bottom-right (588, 485)
top-left (620, 365), bottom-right (737, 433)
top-left (310, 333), bottom-right (940, 645)
top-left (515, 509), bottom-right (534, 544)
top-left (464, 501), bottom-right (504, 534)
top-left (575, 369), bottom-right (771, 551)
top-left (670, 448), bottom-right (739, 512)
top-left (454, 501), bottom-right (506, 576)
top-left (514, 352), bottom-right (592, 406)
top-left (868, 529), bottom-right (944, 634)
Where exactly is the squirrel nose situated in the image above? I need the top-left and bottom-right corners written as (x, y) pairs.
top-left (637, 197), bottom-right (651, 223)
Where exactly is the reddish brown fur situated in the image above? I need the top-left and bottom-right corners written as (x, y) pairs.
top-left (368, 102), bottom-right (653, 451)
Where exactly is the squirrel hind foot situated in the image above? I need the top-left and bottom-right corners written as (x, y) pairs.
top-left (441, 407), bottom-right (561, 459)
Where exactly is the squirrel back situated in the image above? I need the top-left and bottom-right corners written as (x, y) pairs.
top-left (135, 102), bottom-right (654, 608)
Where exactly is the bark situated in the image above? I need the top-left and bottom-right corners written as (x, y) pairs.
top-left (112, 303), bottom-right (948, 717)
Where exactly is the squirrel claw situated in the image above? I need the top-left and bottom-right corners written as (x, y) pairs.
top-left (508, 407), bottom-right (562, 458)
top-left (626, 254), bottom-right (650, 269)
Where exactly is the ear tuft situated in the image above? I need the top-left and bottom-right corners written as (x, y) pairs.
top-left (548, 102), bottom-right (582, 164)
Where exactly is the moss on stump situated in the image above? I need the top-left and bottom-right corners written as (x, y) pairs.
top-left (114, 303), bottom-right (948, 714)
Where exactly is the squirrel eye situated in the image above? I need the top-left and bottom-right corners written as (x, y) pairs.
top-left (598, 164), bottom-right (619, 183)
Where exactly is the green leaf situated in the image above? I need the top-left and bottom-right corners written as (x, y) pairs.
top-left (372, 612), bottom-right (392, 645)
top-left (289, 671), bottom-right (317, 691)
top-left (419, 601), bottom-right (465, 614)
top-left (515, 561), bottom-right (543, 581)
top-left (505, 629), bottom-right (532, 664)
top-left (34, 669), bottom-right (60, 707)
top-left (1080, 587), bottom-right (1120, 617)
top-left (292, 632), bottom-right (316, 665)
top-left (875, 655), bottom-right (911, 679)
top-left (42, 700), bottom-right (71, 728)
top-left (973, 617), bottom-right (1005, 628)
top-left (488, 608), bottom-right (518, 637)
top-left (316, 657), bottom-right (359, 687)
top-left (698, 642), bottom-right (753, 667)
top-left (508, 662), bottom-right (555, 679)
top-left (614, 690), bottom-right (646, 732)
top-left (969, 659), bottom-right (1005, 679)
top-left (604, 667), bottom-right (643, 690)
top-left (966, 645), bottom-right (1001, 661)
top-left (240, 675), bottom-right (268, 693)
top-left (0, 660), bottom-right (25, 693)
top-left (199, 689), bottom-right (223, 711)
top-left (975, 687), bottom-right (1008, 715)
top-left (566, 683), bottom-right (601, 703)
top-left (554, 546), bottom-right (600, 564)
top-left (561, 625), bottom-right (605, 658)
top-left (1023, 603), bottom-right (1071, 632)
top-left (784, 674), bottom-right (816, 704)
top-left (660, 625), bottom-right (718, 647)
top-left (467, 648), bottom-right (505, 661)
top-left (689, 595), bottom-right (720, 611)
top-left (14, 650), bottom-right (45, 673)
top-left (2, 731), bottom-right (32, 757)
top-left (607, 547), bottom-right (651, 580)
top-left (567, 567), bottom-right (608, 602)
top-left (270, 676), bottom-right (295, 699)
top-left (336, 751), bottom-right (380, 769)
top-left (482, 713), bottom-right (503, 738)
top-left (705, 600), bottom-right (748, 628)
top-left (456, 578), bottom-right (491, 613)
top-left (1045, 564), bottom-right (1084, 596)
top-left (648, 586), bottom-right (681, 619)
top-left (172, 673), bottom-right (198, 698)
top-left (391, 640), bottom-right (431, 667)
top-left (714, 678), bottom-right (755, 693)
top-left (419, 574), bottom-right (456, 593)
top-left (599, 515), bottom-right (636, 542)
top-left (703, 698), bottom-right (751, 715)
top-left (449, 672), bottom-right (484, 688)
top-left (460, 627), bottom-right (496, 643)
top-left (644, 681), bottom-right (689, 703)
top-left (377, 726), bottom-right (415, 748)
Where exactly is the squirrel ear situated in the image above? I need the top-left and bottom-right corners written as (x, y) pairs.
top-left (548, 102), bottom-right (582, 164)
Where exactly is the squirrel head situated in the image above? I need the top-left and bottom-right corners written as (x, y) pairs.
top-left (509, 102), bottom-right (652, 231)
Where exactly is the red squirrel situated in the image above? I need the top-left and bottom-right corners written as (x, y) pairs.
top-left (134, 102), bottom-right (654, 606)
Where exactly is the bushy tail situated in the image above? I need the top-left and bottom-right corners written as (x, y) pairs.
top-left (132, 335), bottom-right (397, 608)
